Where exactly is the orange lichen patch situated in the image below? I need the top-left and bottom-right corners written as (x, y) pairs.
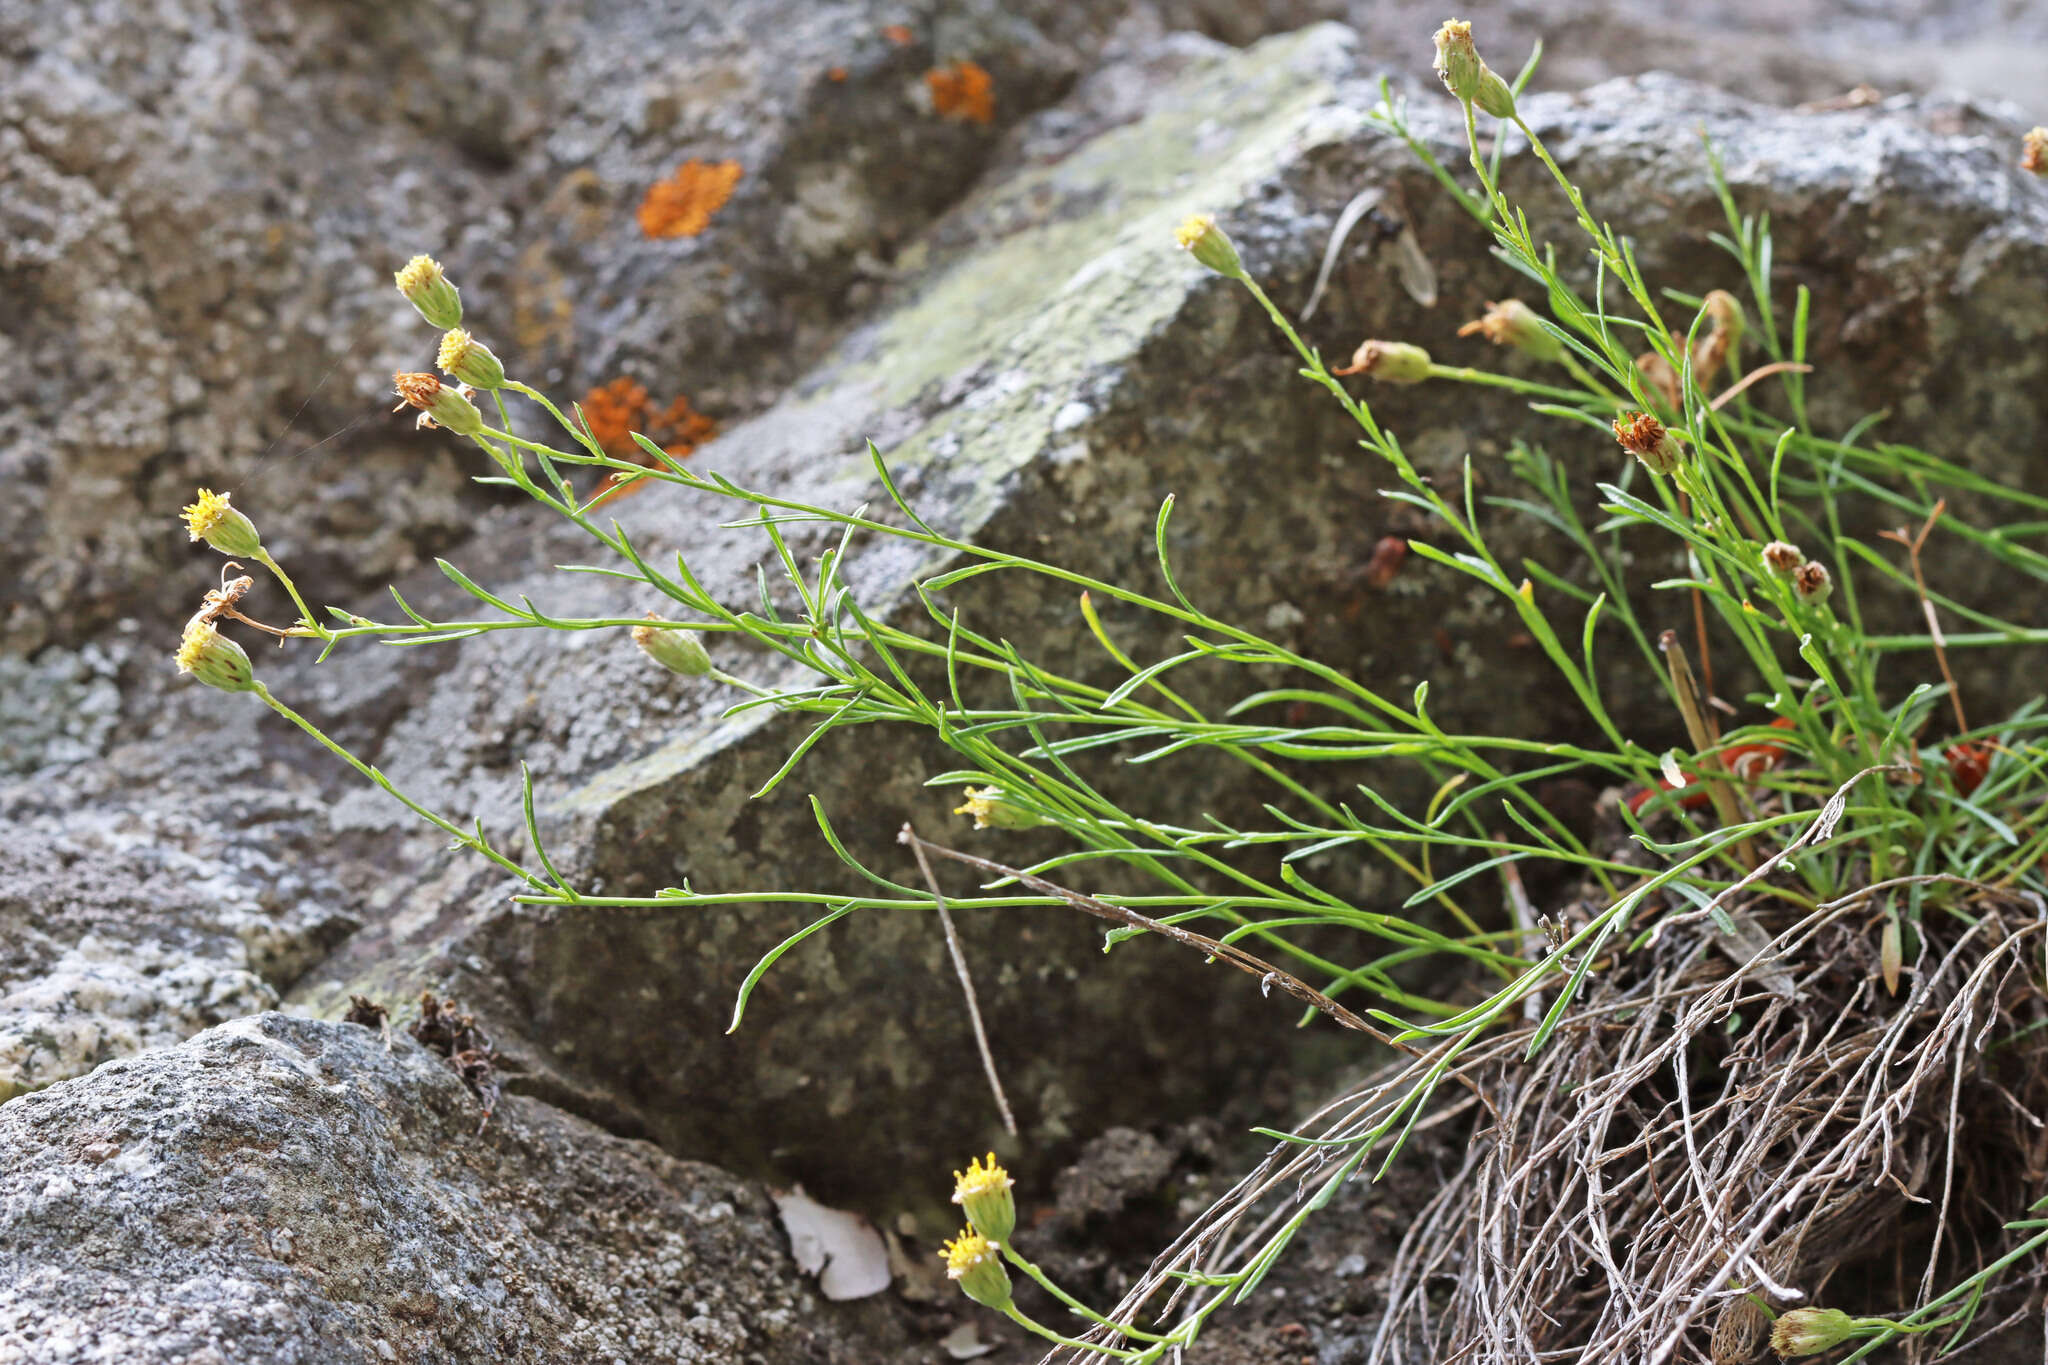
top-left (882, 23), bottom-right (914, 45)
top-left (578, 377), bottom-right (651, 457)
top-left (827, 65), bottom-right (848, 82)
top-left (577, 378), bottom-right (719, 506)
top-left (926, 60), bottom-right (994, 125)
top-left (652, 395), bottom-right (717, 458)
top-left (636, 159), bottom-right (742, 239)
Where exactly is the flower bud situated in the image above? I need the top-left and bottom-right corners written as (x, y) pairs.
top-left (1334, 339), bottom-right (1432, 384)
top-left (175, 620), bottom-right (258, 694)
top-left (392, 371), bottom-right (484, 437)
top-left (954, 787), bottom-right (1045, 831)
top-left (394, 254), bottom-right (462, 329)
top-left (632, 616), bottom-right (714, 677)
top-left (1792, 561), bottom-right (1833, 606)
top-left (1472, 64), bottom-right (1516, 119)
top-left (1769, 1307), bottom-right (1860, 1358)
top-left (436, 329), bottom-right (505, 390)
top-left (952, 1153), bottom-right (1018, 1244)
top-left (1761, 541), bottom-right (1803, 575)
top-left (1613, 411), bottom-right (1682, 476)
top-left (2022, 127), bottom-right (2046, 177)
top-left (181, 488), bottom-right (264, 558)
top-left (1173, 214), bottom-right (1243, 278)
top-left (941, 1229), bottom-right (1013, 1309)
top-left (1457, 299), bottom-right (1561, 363)
top-left (1431, 20), bottom-right (1484, 104)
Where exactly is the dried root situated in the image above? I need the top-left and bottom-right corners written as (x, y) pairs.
top-left (1079, 881), bottom-right (2048, 1364)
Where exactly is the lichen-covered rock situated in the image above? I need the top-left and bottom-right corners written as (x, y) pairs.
top-left (0, 1012), bottom-right (916, 1364)
top-left (0, 799), bottom-right (356, 1101)
top-left (0, 0), bottom-right (1135, 654)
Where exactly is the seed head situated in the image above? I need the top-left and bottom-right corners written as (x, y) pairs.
top-left (1792, 560), bottom-right (1833, 606)
top-left (392, 371), bottom-right (483, 437)
top-left (955, 787), bottom-right (1045, 831)
top-left (1769, 1307), bottom-right (1860, 1358)
top-left (1174, 214), bottom-right (1243, 278)
top-left (394, 254), bottom-right (462, 329)
top-left (181, 488), bottom-right (264, 558)
top-left (951, 1153), bottom-right (1017, 1243)
top-left (1612, 411), bottom-right (1681, 475)
top-left (2022, 127), bottom-right (2047, 177)
top-left (1334, 339), bottom-right (1432, 384)
top-left (631, 614), bottom-right (714, 677)
top-left (940, 1228), bottom-right (1013, 1309)
top-left (175, 620), bottom-right (258, 694)
top-left (1457, 299), bottom-right (1562, 363)
top-left (1761, 541), bottom-right (1803, 575)
top-left (436, 329), bottom-right (505, 390)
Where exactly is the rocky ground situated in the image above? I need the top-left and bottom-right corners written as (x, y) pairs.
top-left (4, 1), bottom-right (2046, 1360)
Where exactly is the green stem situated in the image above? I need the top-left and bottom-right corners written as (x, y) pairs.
top-left (252, 549), bottom-right (327, 640)
top-left (1001, 1304), bottom-right (1148, 1359)
top-left (999, 1246), bottom-right (1176, 1343)
top-left (253, 683), bottom-right (553, 893)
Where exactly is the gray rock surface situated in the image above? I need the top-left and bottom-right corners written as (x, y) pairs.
top-left (0, 1012), bottom-right (920, 1364)
top-left (5, 3), bottom-right (2048, 1362)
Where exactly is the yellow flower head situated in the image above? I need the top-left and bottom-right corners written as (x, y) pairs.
top-left (954, 787), bottom-right (1044, 831)
top-left (181, 488), bottom-right (263, 557)
top-left (394, 253), bottom-right (462, 328)
top-left (396, 255), bottom-right (442, 292)
top-left (1173, 214), bottom-right (1242, 277)
top-left (436, 328), bottom-right (505, 389)
top-left (183, 489), bottom-right (231, 542)
top-left (175, 619), bottom-right (257, 693)
top-left (939, 1227), bottom-right (1012, 1308)
top-left (951, 1152), bottom-right (1017, 1243)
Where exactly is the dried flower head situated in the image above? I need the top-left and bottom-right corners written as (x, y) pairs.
top-left (926, 60), bottom-right (995, 124)
top-left (1174, 214), bottom-right (1243, 278)
top-left (1692, 290), bottom-right (1746, 380)
top-left (392, 371), bottom-right (483, 436)
top-left (2023, 127), bottom-right (2047, 177)
top-left (181, 488), bottom-right (264, 558)
top-left (175, 619), bottom-right (258, 694)
top-left (1761, 541), bottom-right (1803, 575)
top-left (951, 1153), bottom-right (1017, 1243)
top-left (940, 1228), bottom-right (1013, 1308)
top-left (1769, 1307), bottom-right (1859, 1358)
top-left (1431, 20), bottom-right (1481, 102)
top-left (1334, 339), bottom-right (1432, 384)
top-left (1431, 19), bottom-right (1515, 117)
top-left (1458, 299), bottom-right (1562, 363)
top-left (436, 328), bottom-right (505, 390)
top-left (955, 786), bottom-right (1045, 830)
top-left (394, 254), bottom-right (462, 329)
top-left (637, 159), bottom-right (743, 239)
top-left (1792, 560), bottom-right (1833, 606)
top-left (1613, 411), bottom-right (1681, 476)
top-left (631, 613), bottom-right (714, 677)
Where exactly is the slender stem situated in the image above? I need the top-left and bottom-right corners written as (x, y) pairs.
top-left (253, 683), bottom-right (551, 892)
top-left (252, 549), bottom-right (327, 639)
top-left (998, 1245), bottom-right (1176, 1343)
top-left (1002, 1305), bottom-right (1147, 1359)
